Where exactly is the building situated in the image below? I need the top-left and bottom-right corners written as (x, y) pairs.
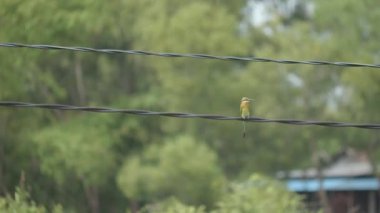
top-left (282, 149), bottom-right (379, 213)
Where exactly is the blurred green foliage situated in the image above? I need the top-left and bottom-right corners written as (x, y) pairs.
top-left (0, 187), bottom-right (62, 213)
top-left (0, 0), bottom-right (379, 212)
top-left (137, 174), bottom-right (306, 213)
top-left (139, 198), bottom-right (207, 213)
top-left (33, 115), bottom-right (118, 186)
top-left (117, 136), bottom-right (224, 207)
top-left (214, 174), bottom-right (304, 213)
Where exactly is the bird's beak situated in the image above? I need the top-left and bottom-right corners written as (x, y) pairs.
top-left (248, 99), bottom-right (254, 101)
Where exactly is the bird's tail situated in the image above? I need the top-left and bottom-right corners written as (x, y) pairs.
top-left (242, 120), bottom-right (246, 138)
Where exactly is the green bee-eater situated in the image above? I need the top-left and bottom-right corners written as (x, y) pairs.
top-left (240, 97), bottom-right (253, 138)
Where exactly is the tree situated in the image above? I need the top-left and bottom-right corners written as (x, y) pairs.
top-left (33, 115), bottom-right (120, 213)
top-left (0, 187), bottom-right (62, 213)
top-left (1, 0), bottom-right (379, 212)
top-left (214, 174), bottom-right (305, 213)
top-left (139, 198), bottom-right (206, 213)
top-left (137, 174), bottom-right (308, 213)
top-left (117, 136), bottom-right (225, 211)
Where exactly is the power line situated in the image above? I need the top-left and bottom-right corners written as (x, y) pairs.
top-left (0, 101), bottom-right (378, 129)
top-left (1, 42), bottom-right (380, 69)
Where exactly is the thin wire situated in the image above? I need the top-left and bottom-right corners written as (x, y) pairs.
top-left (1, 42), bottom-right (380, 69)
top-left (0, 101), bottom-right (378, 129)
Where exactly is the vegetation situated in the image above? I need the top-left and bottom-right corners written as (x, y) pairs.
top-left (0, 0), bottom-right (379, 212)
top-left (0, 188), bottom-right (62, 213)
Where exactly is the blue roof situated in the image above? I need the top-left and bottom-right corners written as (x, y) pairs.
top-left (286, 177), bottom-right (380, 192)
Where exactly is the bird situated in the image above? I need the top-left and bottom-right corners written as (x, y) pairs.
top-left (240, 97), bottom-right (253, 138)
